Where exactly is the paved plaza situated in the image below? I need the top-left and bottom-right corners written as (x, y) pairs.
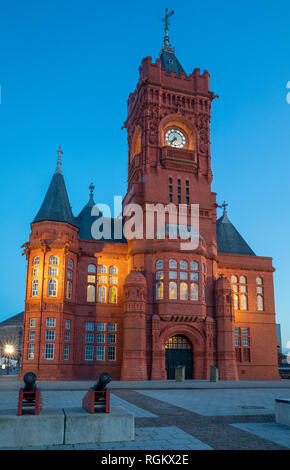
top-left (1, 377), bottom-right (290, 450)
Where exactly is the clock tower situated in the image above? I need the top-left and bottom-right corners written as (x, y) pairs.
top-left (120, 12), bottom-right (232, 381)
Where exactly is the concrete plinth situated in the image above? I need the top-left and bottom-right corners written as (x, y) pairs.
top-left (0, 408), bottom-right (64, 448)
top-left (275, 398), bottom-right (290, 426)
top-left (63, 406), bottom-right (134, 444)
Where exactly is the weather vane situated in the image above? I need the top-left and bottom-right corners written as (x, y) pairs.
top-left (162, 8), bottom-right (174, 46)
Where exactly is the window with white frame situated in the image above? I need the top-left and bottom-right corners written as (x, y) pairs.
top-left (87, 284), bottom-right (96, 302)
top-left (29, 318), bottom-right (36, 328)
top-left (65, 319), bottom-right (71, 329)
top-left (46, 318), bottom-right (56, 328)
top-left (107, 346), bottom-right (116, 361)
top-left (85, 333), bottom-right (94, 343)
top-left (97, 333), bottom-right (105, 343)
top-left (64, 331), bottom-right (70, 342)
top-left (33, 256), bottom-right (40, 265)
top-left (68, 258), bottom-right (74, 270)
top-left (85, 345), bottom-right (94, 360)
top-left (97, 323), bottom-right (106, 331)
top-left (28, 343), bottom-right (35, 360)
top-left (29, 331), bottom-right (35, 341)
top-left (108, 323), bottom-right (116, 332)
top-left (32, 279), bottom-right (38, 297)
top-left (44, 343), bottom-right (54, 360)
top-left (48, 278), bottom-right (57, 297)
top-left (96, 345), bottom-right (105, 361)
top-left (64, 344), bottom-right (70, 360)
top-left (256, 277), bottom-right (264, 311)
top-left (85, 321), bottom-right (94, 331)
top-left (48, 267), bottom-right (58, 276)
top-left (49, 256), bottom-right (59, 265)
top-left (45, 330), bottom-right (55, 341)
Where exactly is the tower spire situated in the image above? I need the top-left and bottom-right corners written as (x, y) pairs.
top-left (56, 145), bottom-right (63, 174)
top-left (162, 8), bottom-right (174, 47)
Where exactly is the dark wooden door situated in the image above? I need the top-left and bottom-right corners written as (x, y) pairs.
top-left (165, 335), bottom-right (193, 380)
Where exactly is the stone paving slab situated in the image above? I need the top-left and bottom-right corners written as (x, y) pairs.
top-left (231, 422), bottom-right (290, 449)
top-left (136, 389), bottom-right (290, 416)
top-left (1, 376), bottom-right (290, 392)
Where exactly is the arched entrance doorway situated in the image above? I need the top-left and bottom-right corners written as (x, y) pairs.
top-left (165, 335), bottom-right (193, 379)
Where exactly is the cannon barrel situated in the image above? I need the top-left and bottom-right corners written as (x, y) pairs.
top-left (93, 372), bottom-right (111, 391)
top-left (23, 372), bottom-right (37, 392)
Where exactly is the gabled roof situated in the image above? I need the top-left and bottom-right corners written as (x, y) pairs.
top-left (32, 150), bottom-right (77, 228)
top-left (216, 210), bottom-right (256, 256)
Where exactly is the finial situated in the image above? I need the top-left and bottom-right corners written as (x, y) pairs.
top-left (162, 8), bottom-right (174, 47)
top-left (56, 145), bottom-right (63, 174)
top-left (218, 201), bottom-right (228, 215)
top-left (89, 183), bottom-right (95, 201)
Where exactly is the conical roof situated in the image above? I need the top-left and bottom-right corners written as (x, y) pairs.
top-left (216, 208), bottom-right (256, 256)
top-left (75, 184), bottom-right (103, 240)
top-left (32, 147), bottom-right (77, 227)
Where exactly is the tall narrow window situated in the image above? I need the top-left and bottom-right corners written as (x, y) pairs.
top-left (169, 281), bottom-right (177, 300)
top-left (87, 285), bottom-right (96, 302)
top-left (33, 256), bottom-right (40, 266)
top-left (88, 264), bottom-right (97, 273)
top-left (180, 282), bottom-right (188, 300)
top-left (109, 286), bottom-right (117, 304)
top-left (66, 281), bottom-right (72, 300)
top-left (98, 285), bottom-right (107, 303)
top-left (256, 277), bottom-right (264, 311)
top-left (156, 281), bottom-right (164, 300)
top-left (68, 258), bottom-right (74, 269)
top-left (48, 278), bottom-right (57, 297)
top-left (32, 279), bottom-right (38, 297)
top-left (190, 282), bottom-right (198, 301)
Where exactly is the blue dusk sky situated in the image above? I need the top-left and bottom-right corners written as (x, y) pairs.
top-left (0, 1), bottom-right (289, 349)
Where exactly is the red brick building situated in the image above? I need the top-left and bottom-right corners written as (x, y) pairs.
top-left (19, 31), bottom-right (279, 381)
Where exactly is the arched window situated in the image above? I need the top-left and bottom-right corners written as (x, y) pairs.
top-left (231, 275), bottom-right (238, 284)
top-left (68, 259), bottom-right (74, 269)
top-left (257, 294), bottom-right (264, 311)
top-left (169, 281), bottom-right (177, 300)
top-left (180, 260), bottom-right (188, 270)
top-left (234, 293), bottom-right (239, 310)
top-left (156, 260), bottom-right (163, 270)
top-left (156, 281), bottom-right (164, 300)
top-left (33, 256), bottom-right (40, 266)
top-left (239, 276), bottom-right (247, 284)
top-left (87, 285), bottom-right (95, 302)
top-left (190, 261), bottom-right (198, 271)
top-left (98, 265), bottom-right (107, 274)
top-left (240, 294), bottom-right (248, 311)
top-left (49, 256), bottom-right (59, 265)
top-left (32, 279), bottom-right (38, 297)
top-left (109, 266), bottom-right (118, 275)
top-left (190, 282), bottom-right (198, 301)
top-left (180, 282), bottom-right (188, 300)
top-left (66, 281), bottom-right (72, 300)
top-left (48, 278), bottom-right (57, 297)
top-left (169, 259), bottom-right (177, 269)
top-left (98, 285), bottom-right (106, 303)
top-left (109, 286), bottom-right (117, 304)
top-left (88, 264), bottom-right (97, 273)
top-left (256, 277), bottom-right (263, 285)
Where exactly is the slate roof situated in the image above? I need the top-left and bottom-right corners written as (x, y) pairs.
top-left (0, 312), bottom-right (24, 327)
top-left (216, 211), bottom-right (256, 256)
top-left (32, 167), bottom-right (77, 228)
top-left (159, 45), bottom-right (186, 76)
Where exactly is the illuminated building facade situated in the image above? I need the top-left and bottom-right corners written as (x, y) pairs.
top-left (20, 28), bottom-right (279, 381)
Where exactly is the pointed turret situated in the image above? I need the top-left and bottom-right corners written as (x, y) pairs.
top-left (32, 146), bottom-right (77, 227)
top-left (216, 202), bottom-right (256, 256)
top-left (159, 8), bottom-right (186, 76)
top-left (75, 183), bottom-right (103, 240)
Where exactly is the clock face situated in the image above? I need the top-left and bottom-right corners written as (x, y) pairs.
top-left (165, 128), bottom-right (186, 148)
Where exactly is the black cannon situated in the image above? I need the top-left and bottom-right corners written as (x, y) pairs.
top-left (82, 372), bottom-right (111, 413)
top-left (23, 372), bottom-right (37, 392)
top-left (18, 372), bottom-right (42, 415)
top-left (93, 372), bottom-right (111, 391)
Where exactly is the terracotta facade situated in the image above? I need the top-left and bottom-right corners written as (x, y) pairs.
top-left (19, 46), bottom-right (279, 381)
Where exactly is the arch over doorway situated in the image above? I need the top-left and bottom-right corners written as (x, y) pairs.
top-left (165, 335), bottom-right (193, 379)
